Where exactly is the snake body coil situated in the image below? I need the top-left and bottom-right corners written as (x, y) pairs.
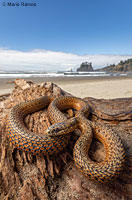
top-left (7, 96), bottom-right (125, 182)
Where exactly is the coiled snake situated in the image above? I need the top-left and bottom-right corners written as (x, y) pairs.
top-left (6, 96), bottom-right (125, 182)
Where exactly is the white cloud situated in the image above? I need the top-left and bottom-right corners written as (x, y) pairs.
top-left (0, 48), bottom-right (132, 71)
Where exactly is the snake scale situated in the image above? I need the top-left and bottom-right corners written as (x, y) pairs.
top-left (6, 96), bottom-right (125, 182)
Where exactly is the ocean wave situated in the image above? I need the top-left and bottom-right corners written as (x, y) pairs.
top-left (0, 71), bottom-right (127, 78)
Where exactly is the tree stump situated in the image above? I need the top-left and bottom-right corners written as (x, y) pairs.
top-left (0, 79), bottom-right (132, 200)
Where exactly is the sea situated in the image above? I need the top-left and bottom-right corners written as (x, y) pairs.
top-left (0, 70), bottom-right (130, 78)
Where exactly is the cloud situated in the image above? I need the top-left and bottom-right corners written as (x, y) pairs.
top-left (0, 48), bottom-right (132, 71)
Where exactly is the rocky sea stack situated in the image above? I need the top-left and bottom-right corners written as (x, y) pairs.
top-left (77, 62), bottom-right (93, 72)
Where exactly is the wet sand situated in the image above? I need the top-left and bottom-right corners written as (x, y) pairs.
top-left (0, 76), bottom-right (132, 99)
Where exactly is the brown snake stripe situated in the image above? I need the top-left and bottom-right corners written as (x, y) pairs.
top-left (6, 96), bottom-right (125, 182)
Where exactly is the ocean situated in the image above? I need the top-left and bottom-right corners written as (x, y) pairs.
top-left (0, 71), bottom-right (128, 78)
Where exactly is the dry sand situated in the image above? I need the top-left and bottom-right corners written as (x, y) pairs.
top-left (60, 78), bottom-right (132, 98)
top-left (0, 76), bottom-right (132, 99)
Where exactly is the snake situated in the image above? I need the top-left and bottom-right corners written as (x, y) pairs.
top-left (6, 95), bottom-right (125, 182)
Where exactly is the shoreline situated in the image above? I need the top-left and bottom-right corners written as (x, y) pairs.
top-left (0, 76), bottom-right (132, 99)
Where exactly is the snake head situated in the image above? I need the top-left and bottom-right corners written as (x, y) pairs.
top-left (45, 122), bottom-right (66, 137)
top-left (45, 118), bottom-right (77, 137)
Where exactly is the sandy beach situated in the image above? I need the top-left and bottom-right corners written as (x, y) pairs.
top-left (0, 76), bottom-right (132, 99)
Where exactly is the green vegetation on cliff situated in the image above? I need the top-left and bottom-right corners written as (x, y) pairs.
top-left (97, 58), bottom-right (132, 72)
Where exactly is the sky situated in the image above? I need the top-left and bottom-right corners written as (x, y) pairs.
top-left (0, 0), bottom-right (132, 71)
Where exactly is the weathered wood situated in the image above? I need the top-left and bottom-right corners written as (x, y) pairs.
top-left (84, 97), bottom-right (132, 121)
top-left (0, 79), bottom-right (132, 200)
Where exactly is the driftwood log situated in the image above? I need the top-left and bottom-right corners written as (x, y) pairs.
top-left (0, 79), bottom-right (132, 200)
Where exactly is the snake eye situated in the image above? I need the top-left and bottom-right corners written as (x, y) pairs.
top-left (53, 127), bottom-right (60, 133)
